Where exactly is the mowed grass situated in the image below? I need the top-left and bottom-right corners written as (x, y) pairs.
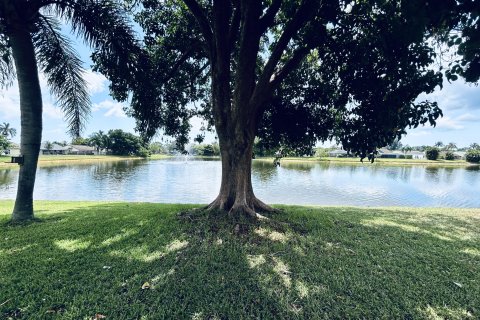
top-left (0, 201), bottom-right (479, 319)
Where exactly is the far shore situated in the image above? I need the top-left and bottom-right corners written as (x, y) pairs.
top-left (1, 153), bottom-right (477, 169)
top-left (0, 154), bottom-right (169, 169)
top-left (266, 156), bottom-right (476, 167)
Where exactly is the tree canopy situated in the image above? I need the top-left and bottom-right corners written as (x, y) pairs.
top-left (443, 0), bottom-right (480, 83)
top-left (105, 129), bottom-right (146, 156)
top-left (98, 1), bottom-right (451, 158)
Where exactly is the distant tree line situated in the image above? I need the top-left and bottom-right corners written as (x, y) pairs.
top-left (68, 129), bottom-right (150, 157)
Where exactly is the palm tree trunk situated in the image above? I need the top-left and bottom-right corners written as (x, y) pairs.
top-left (10, 25), bottom-right (43, 221)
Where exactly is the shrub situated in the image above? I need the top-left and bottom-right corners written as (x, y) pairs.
top-left (425, 147), bottom-right (439, 160)
top-left (466, 149), bottom-right (480, 163)
top-left (445, 151), bottom-right (455, 160)
top-left (136, 147), bottom-right (151, 158)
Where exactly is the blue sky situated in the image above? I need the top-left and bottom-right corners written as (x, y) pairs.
top-left (1, 33), bottom-right (479, 148)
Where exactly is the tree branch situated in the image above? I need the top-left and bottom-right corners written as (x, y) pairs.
top-left (182, 0), bottom-right (214, 55)
top-left (256, 0), bottom-right (319, 90)
top-left (228, 4), bottom-right (241, 50)
top-left (233, 0), bottom-right (263, 108)
top-left (258, 0), bottom-right (282, 34)
top-left (270, 46), bottom-right (310, 88)
top-left (164, 46), bottom-right (196, 82)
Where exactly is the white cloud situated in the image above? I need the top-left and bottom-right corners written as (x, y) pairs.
top-left (82, 69), bottom-right (108, 95)
top-left (434, 116), bottom-right (464, 130)
top-left (92, 100), bottom-right (127, 118)
top-left (456, 113), bottom-right (480, 122)
top-left (0, 84), bottom-right (21, 119)
top-left (422, 80), bottom-right (480, 112)
top-left (410, 130), bottom-right (431, 137)
top-left (43, 102), bottom-right (63, 119)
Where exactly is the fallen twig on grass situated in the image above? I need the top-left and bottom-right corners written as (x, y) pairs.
top-left (0, 299), bottom-right (11, 307)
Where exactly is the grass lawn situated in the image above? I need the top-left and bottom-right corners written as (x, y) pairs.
top-left (1, 201), bottom-right (479, 319)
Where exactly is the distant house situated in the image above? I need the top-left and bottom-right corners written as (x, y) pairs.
top-left (377, 148), bottom-right (403, 158)
top-left (1, 143), bottom-right (20, 156)
top-left (377, 148), bottom-right (424, 159)
top-left (40, 143), bottom-right (69, 155)
top-left (9, 143), bottom-right (20, 156)
top-left (453, 151), bottom-right (466, 160)
top-left (68, 145), bottom-right (96, 155)
top-left (407, 151), bottom-right (425, 159)
top-left (328, 149), bottom-right (349, 157)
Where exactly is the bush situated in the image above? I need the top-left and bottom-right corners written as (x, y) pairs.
top-left (136, 146), bottom-right (151, 158)
top-left (425, 147), bottom-right (439, 160)
top-left (466, 149), bottom-right (480, 163)
top-left (445, 151), bottom-right (455, 160)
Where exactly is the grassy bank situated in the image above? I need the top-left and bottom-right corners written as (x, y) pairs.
top-left (0, 154), bottom-right (170, 169)
top-left (255, 156), bottom-right (473, 167)
top-left (1, 201), bottom-right (479, 319)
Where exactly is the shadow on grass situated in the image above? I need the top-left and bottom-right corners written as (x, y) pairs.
top-left (0, 203), bottom-right (479, 319)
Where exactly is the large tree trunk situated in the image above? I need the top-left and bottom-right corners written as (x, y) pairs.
top-left (9, 25), bottom-right (43, 222)
top-left (207, 109), bottom-right (274, 218)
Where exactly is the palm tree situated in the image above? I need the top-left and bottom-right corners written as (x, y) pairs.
top-left (43, 141), bottom-right (54, 155)
top-left (88, 130), bottom-right (108, 154)
top-left (445, 142), bottom-right (457, 151)
top-left (401, 145), bottom-right (412, 155)
top-left (434, 141), bottom-right (444, 148)
top-left (470, 143), bottom-right (480, 150)
top-left (0, 0), bottom-right (138, 221)
top-left (0, 122), bottom-right (16, 138)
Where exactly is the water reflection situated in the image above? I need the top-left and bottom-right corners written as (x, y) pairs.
top-left (0, 169), bottom-right (15, 191)
top-left (279, 161), bottom-right (315, 173)
top-left (0, 160), bottom-right (479, 207)
top-left (252, 161), bottom-right (278, 182)
top-left (91, 160), bottom-right (145, 181)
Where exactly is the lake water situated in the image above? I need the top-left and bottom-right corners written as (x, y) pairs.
top-left (1, 159), bottom-right (479, 207)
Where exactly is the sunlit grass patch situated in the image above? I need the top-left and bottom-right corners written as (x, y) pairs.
top-left (462, 248), bottom-right (480, 257)
top-left (247, 254), bottom-right (266, 268)
top-left (254, 227), bottom-right (290, 243)
top-left (101, 229), bottom-right (138, 247)
top-left (110, 239), bottom-right (189, 262)
top-left (54, 239), bottom-right (91, 252)
top-left (422, 304), bottom-right (476, 320)
top-left (361, 218), bottom-right (455, 241)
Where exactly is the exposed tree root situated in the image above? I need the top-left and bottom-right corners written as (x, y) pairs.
top-left (206, 195), bottom-right (279, 220)
top-left (251, 197), bottom-right (280, 214)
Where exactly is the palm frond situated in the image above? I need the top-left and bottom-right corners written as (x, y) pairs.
top-left (44, 0), bottom-right (139, 61)
top-left (32, 15), bottom-right (90, 137)
top-left (0, 31), bottom-right (15, 88)
top-left (45, 0), bottom-right (162, 140)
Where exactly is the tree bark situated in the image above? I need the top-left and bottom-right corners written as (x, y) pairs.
top-left (9, 25), bottom-right (43, 221)
top-left (208, 104), bottom-right (275, 218)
